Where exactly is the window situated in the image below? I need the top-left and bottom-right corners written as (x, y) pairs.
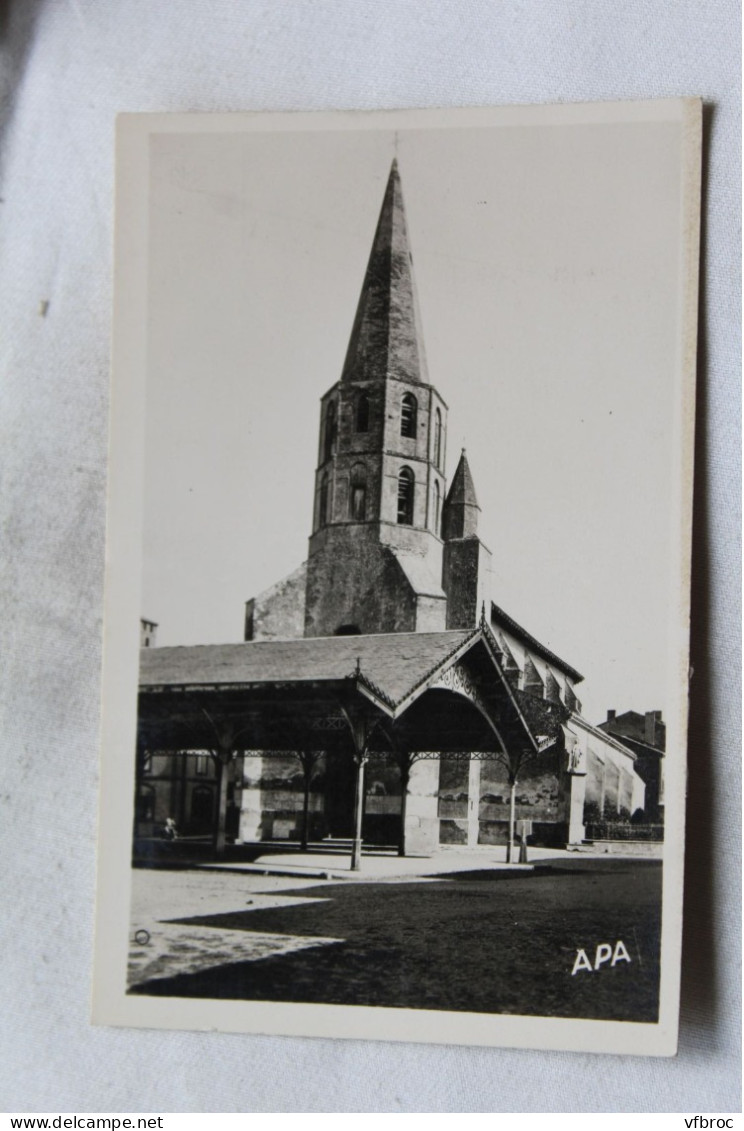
top-left (356, 393), bottom-right (370, 433)
top-left (397, 466), bottom-right (414, 525)
top-left (349, 463), bottom-right (367, 521)
top-left (433, 479), bottom-right (441, 534)
top-left (400, 393), bottom-right (417, 438)
top-left (319, 472), bottom-right (330, 526)
top-left (323, 400), bottom-right (337, 462)
top-left (195, 754), bottom-right (208, 775)
top-left (434, 408), bottom-right (442, 468)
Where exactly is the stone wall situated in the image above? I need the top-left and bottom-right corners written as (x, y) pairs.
top-left (245, 563), bottom-right (307, 641)
top-left (403, 759), bottom-right (440, 854)
top-left (234, 745), bottom-right (579, 851)
top-left (443, 536), bottom-right (493, 629)
top-left (414, 594), bottom-right (448, 631)
top-left (305, 525), bottom-right (418, 636)
top-left (477, 749), bottom-right (565, 845)
top-left (238, 753), bottom-right (327, 842)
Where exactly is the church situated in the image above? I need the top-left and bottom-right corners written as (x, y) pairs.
top-left (136, 161), bottom-right (649, 861)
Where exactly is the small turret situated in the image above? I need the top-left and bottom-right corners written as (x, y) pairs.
top-left (442, 449), bottom-right (480, 540)
top-left (441, 449), bottom-right (492, 629)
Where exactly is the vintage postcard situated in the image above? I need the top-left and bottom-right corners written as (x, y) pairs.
top-left (93, 101), bottom-right (701, 1055)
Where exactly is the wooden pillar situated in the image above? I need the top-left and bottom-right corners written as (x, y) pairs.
top-left (338, 685), bottom-right (379, 873)
top-left (200, 709), bottom-right (250, 860)
top-left (178, 751), bottom-right (188, 830)
top-left (296, 750), bottom-right (322, 852)
top-left (133, 736), bottom-right (147, 839)
top-left (351, 755), bottom-right (366, 872)
top-left (504, 748), bottom-right (531, 864)
top-left (168, 753), bottom-right (179, 826)
top-left (398, 759), bottom-right (411, 857)
top-left (212, 751), bottom-right (231, 858)
top-left (507, 776), bottom-right (517, 863)
top-left (301, 772), bottom-right (311, 851)
top-left (393, 748), bottom-right (417, 858)
top-left (211, 733), bottom-right (238, 859)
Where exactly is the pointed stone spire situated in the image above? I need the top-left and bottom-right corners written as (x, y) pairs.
top-left (442, 449), bottom-right (480, 540)
top-left (341, 160), bottom-right (429, 385)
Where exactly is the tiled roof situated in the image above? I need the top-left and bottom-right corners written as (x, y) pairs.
top-left (445, 450), bottom-right (479, 508)
top-left (140, 629), bottom-right (474, 707)
top-left (390, 548), bottom-right (446, 599)
top-left (340, 159), bottom-right (429, 387)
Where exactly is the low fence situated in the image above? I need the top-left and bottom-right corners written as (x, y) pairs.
top-left (585, 822), bottom-right (664, 842)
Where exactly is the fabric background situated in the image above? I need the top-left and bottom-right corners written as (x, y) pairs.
top-left (0, 0), bottom-right (740, 1114)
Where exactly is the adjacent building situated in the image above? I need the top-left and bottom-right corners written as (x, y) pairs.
top-left (598, 709), bottom-right (666, 821)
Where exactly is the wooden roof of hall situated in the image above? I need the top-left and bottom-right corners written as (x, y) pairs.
top-left (139, 629), bottom-right (476, 708)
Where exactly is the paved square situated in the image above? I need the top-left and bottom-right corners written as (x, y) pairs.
top-left (128, 854), bottom-right (661, 1021)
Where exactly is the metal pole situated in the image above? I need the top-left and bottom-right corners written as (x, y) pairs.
top-left (351, 756), bottom-right (366, 871)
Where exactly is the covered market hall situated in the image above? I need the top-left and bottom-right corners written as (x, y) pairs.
top-left (135, 614), bottom-right (564, 869)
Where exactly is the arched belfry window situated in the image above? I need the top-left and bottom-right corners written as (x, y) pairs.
top-left (356, 393), bottom-right (370, 433)
top-left (397, 467), bottom-right (414, 525)
top-left (433, 479), bottom-right (441, 534)
top-left (349, 463), bottom-right (367, 521)
top-left (400, 393), bottom-right (417, 439)
top-left (434, 408), bottom-right (443, 468)
top-left (323, 400), bottom-right (337, 462)
top-left (319, 472), bottom-right (330, 527)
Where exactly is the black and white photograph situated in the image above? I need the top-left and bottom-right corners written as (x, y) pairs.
top-left (93, 101), bottom-right (700, 1056)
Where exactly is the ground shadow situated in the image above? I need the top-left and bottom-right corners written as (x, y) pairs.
top-left (131, 859), bottom-right (661, 1021)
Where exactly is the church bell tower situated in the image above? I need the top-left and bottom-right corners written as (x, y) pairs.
top-left (304, 161), bottom-right (450, 637)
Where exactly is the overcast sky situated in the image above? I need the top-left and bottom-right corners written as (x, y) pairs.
top-left (141, 105), bottom-right (691, 724)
